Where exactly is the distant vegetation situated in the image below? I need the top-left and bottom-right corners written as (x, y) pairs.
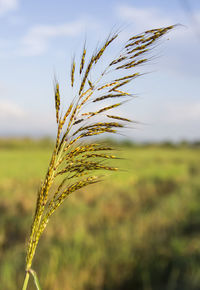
top-left (0, 137), bottom-right (199, 149)
top-left (0, 141), bottom-right (200, 289)
top-left (0, 137), bottom-right (54, 150)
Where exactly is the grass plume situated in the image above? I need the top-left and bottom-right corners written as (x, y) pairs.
top-left (22, 24), bottom-right (175, 289)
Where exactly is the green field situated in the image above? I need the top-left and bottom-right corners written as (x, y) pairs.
top-left (0, 140), bottom-right (200, 290)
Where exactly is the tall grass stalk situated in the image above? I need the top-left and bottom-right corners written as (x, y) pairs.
top-left (21, 25), bottom-right (175, 289)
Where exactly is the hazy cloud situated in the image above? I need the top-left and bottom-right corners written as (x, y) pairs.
top-left (115, 4), bottom-right (200, 79)
top-left (134, 100), bottom-right (200, 127)
top-left (21, 19), bottom-right (89, 55)
top-left (0, 99), bottom-right (25, 119)
top-left (115, 4), bottom-right (173, 30)
top-left (164, 102), bottom-right (200, 123)
top-left (0, 99), bottom-right (57, 136)
top-left (0, 0), bottom-right (18, 16)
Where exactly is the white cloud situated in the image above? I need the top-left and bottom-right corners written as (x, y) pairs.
top-left (21, 19), bottom-right (89, 56)
top-left (0, 0), bottom-right (18, 16)
top-left (116, 4), bottom-right (173, 31)
top-left (115, 4), bottom-right (189, 43)
top-left (0, 99), bottom-right (25, 119)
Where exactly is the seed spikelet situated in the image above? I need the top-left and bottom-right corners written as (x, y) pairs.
top-left (71, 59), bottom-right (75, 87)
top-left (80, 45), bottom-right (86, 74)
top-left (54, 82), bottom-right (60, 123)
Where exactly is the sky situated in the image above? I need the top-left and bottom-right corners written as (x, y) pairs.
top-left (0, 0), bottom-right (199, 142)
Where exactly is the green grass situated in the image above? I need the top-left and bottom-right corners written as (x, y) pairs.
top-left (0, 141), bottom-right (200, 290)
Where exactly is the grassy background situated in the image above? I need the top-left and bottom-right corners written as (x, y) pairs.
top-left (0, 139), bottom-right (200, 290)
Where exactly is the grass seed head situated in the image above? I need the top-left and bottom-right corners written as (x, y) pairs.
top-left (25, 24), bottom-right (176, 272)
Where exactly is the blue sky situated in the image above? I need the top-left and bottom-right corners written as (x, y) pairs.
top-left (0, 0), bottom-right (199, 141)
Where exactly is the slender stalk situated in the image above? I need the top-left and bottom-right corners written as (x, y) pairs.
top-left (29, 269), bottom-right (42, 290)
top-left (22, 271), bottom-right (30, 290)
top-left (22, 269), bottom-right (42, 290)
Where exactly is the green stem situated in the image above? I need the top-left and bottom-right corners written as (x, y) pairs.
top-left (22, 271), bottom-right (30, 290)
top-left (29, 269), bottom-right (42, 290)
top-left (22, 269), bottom-right (42, 290)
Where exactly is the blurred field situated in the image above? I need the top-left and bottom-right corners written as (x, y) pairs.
top-left (0, 139), bottom-right (200, 290)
